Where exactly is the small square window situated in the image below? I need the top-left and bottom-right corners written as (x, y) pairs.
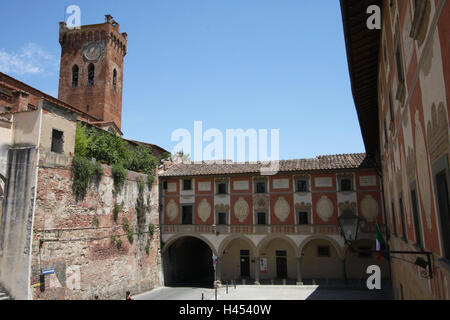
top-left (51, 129), bottom-right (64, 154)
top-left (296, 180), bottom-right (308, 192)
top-left (183, 179), bottom-right (192, 191)
top-left (317, 246), bottom-right (330, 257)
top-left (217, 183), bottom-right (227, 194)
top-left (256, 182), bottom-right (266, 193)
top-left (217, 212), bottom-right (227, 225)
top-left (240, 250), bottom-right (250, 256)
top-left (340, 178), bottom-right (353, 192)
top-left (257, 212), bottom-right (266, 225)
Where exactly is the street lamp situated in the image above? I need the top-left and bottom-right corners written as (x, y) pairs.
top-left (337, 211), bottom-right (364, 244)
top-left (336, 212), bottom-right (434, 279)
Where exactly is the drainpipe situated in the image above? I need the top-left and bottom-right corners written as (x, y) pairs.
top-left (26, 103), bottom-right (43, 300)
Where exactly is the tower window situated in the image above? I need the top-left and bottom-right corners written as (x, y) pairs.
top-left (113, 69), bottom-right (117, 91)
top-left (88, 64), bottom-right (95, 86)
top-left (72, 65), bottom-right (79, 87)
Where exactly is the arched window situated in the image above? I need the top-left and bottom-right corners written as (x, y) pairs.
top-left (88, 64), bottom-right (95, 86)
top-left (72, 65), bottom-right (79, 87)
top-left (113, 69), bottom-right (117, 91)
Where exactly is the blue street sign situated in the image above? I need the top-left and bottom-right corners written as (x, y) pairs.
top-left (42, 268), bottom-right (55, 275)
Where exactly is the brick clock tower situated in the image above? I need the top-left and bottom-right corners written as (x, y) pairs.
top-left (58, 15), bottom-right (127, 131)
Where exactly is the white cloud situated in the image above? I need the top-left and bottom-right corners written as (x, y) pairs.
top-left (0, 43), bottom-right (58, 76)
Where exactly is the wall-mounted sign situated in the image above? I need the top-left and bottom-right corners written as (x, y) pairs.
top-left (260, 258), bottom-right (268, 274)
top-left (273, 179), bottom-right (289, 189)
top-left (315, 177), bottom-right (332, 188)
top-left (359, 176), bottom-right (377, 187)
top-left (233, 181), bottom-right (249, 191)
top-left (167, 183), bottom-right (177, 193)
top-left (198, 182), bottom-right (211, 191)
top-left (42, 268), bottom-right (55, 275)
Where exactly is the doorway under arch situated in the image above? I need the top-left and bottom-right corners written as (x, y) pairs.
top-left (220, 237), bottom-right (257, 282)
top-left (162, 236), bottom-right (214, 287)
top-left (257, 236), bottom-right (298, 282)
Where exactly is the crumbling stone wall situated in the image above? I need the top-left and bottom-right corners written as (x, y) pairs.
top-left (30, 159), bottom-right (162, 300)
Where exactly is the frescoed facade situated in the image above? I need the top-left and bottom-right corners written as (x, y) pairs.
top-left (159, 155), bottom-right (389, 286)
top-left (342, 0), bottom-right (450, 299)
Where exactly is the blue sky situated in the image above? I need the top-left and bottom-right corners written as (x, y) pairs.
top-left (0, 0), bottom-right (364, 160)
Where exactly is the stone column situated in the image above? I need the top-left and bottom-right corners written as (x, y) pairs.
top-left (254, 257), bottom-right (261, 285)
top-left (296, 257), bottom-right (303, 285)
top-left (215, 256), bottom-right (222, 287)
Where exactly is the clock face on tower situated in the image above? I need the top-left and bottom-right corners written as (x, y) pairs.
top-left (83, 42), bottom-right (103, 61)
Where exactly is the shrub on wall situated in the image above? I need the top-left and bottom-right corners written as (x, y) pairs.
top-left (127, 229), bottom-right (134, 244)
top-left (75, 123), bottom-right (159, 172)
top-left (75, 122), bottom-right (92, 157)
top-left (135, 178), bottom-right (148, 232)
top-left (71, 156), bottom-right (104, 200)
top-left (122, 217), bottom-right (130, 232)
top-left (148, 224), bottom-right (155, 238)
top-left (147, 174), bottom-right (155, 189)
top-left (126, 145), bottom-right (158, 175)
top-left (74, 124), bottom-right (160, 198)
top-left (112, 163), bottom-right (127, 193)
top-left (85, 126), bottom-right (129, 166)
top-left (112, 202), bottom-right (123, 222)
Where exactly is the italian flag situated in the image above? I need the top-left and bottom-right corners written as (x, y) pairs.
top-left (376, 224), bottom-right (388, 261)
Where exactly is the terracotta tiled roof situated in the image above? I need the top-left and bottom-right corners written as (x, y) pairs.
top-left (160, 153), bottom-right (376, 177)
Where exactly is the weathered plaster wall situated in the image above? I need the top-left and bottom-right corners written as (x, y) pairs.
top-left (12, 109), bottom-right (41, 146)
top-left (30, 160), bottom-right (162, 300)
top-left (40, 109), bottom-right (76, 156)
top-left (0, 147), bottom-right (38, 300)
top-left (0, 120), bottom-right (12, 178)
top-left (0, 120), bottom-right (12, 237)
top-left (378, 0), bottom-right (450, 300)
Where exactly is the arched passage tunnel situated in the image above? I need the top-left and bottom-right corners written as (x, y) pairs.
top-left (163, 237), bottom-right (214, 287)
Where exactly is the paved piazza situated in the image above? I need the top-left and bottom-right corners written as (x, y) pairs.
top-left (134, 285), bottom-right (393, 300)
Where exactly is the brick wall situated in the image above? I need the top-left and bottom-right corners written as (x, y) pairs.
top-left (30, 161), bottom-right (162, 300)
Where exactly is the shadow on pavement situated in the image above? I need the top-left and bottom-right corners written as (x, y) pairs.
top-left (165, 280), bottom-right (214, 289)
top-left (305, 285), bottom-right (394, 300)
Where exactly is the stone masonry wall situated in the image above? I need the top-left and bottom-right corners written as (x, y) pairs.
top-left (30, 159), bottom-right (162, 300)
